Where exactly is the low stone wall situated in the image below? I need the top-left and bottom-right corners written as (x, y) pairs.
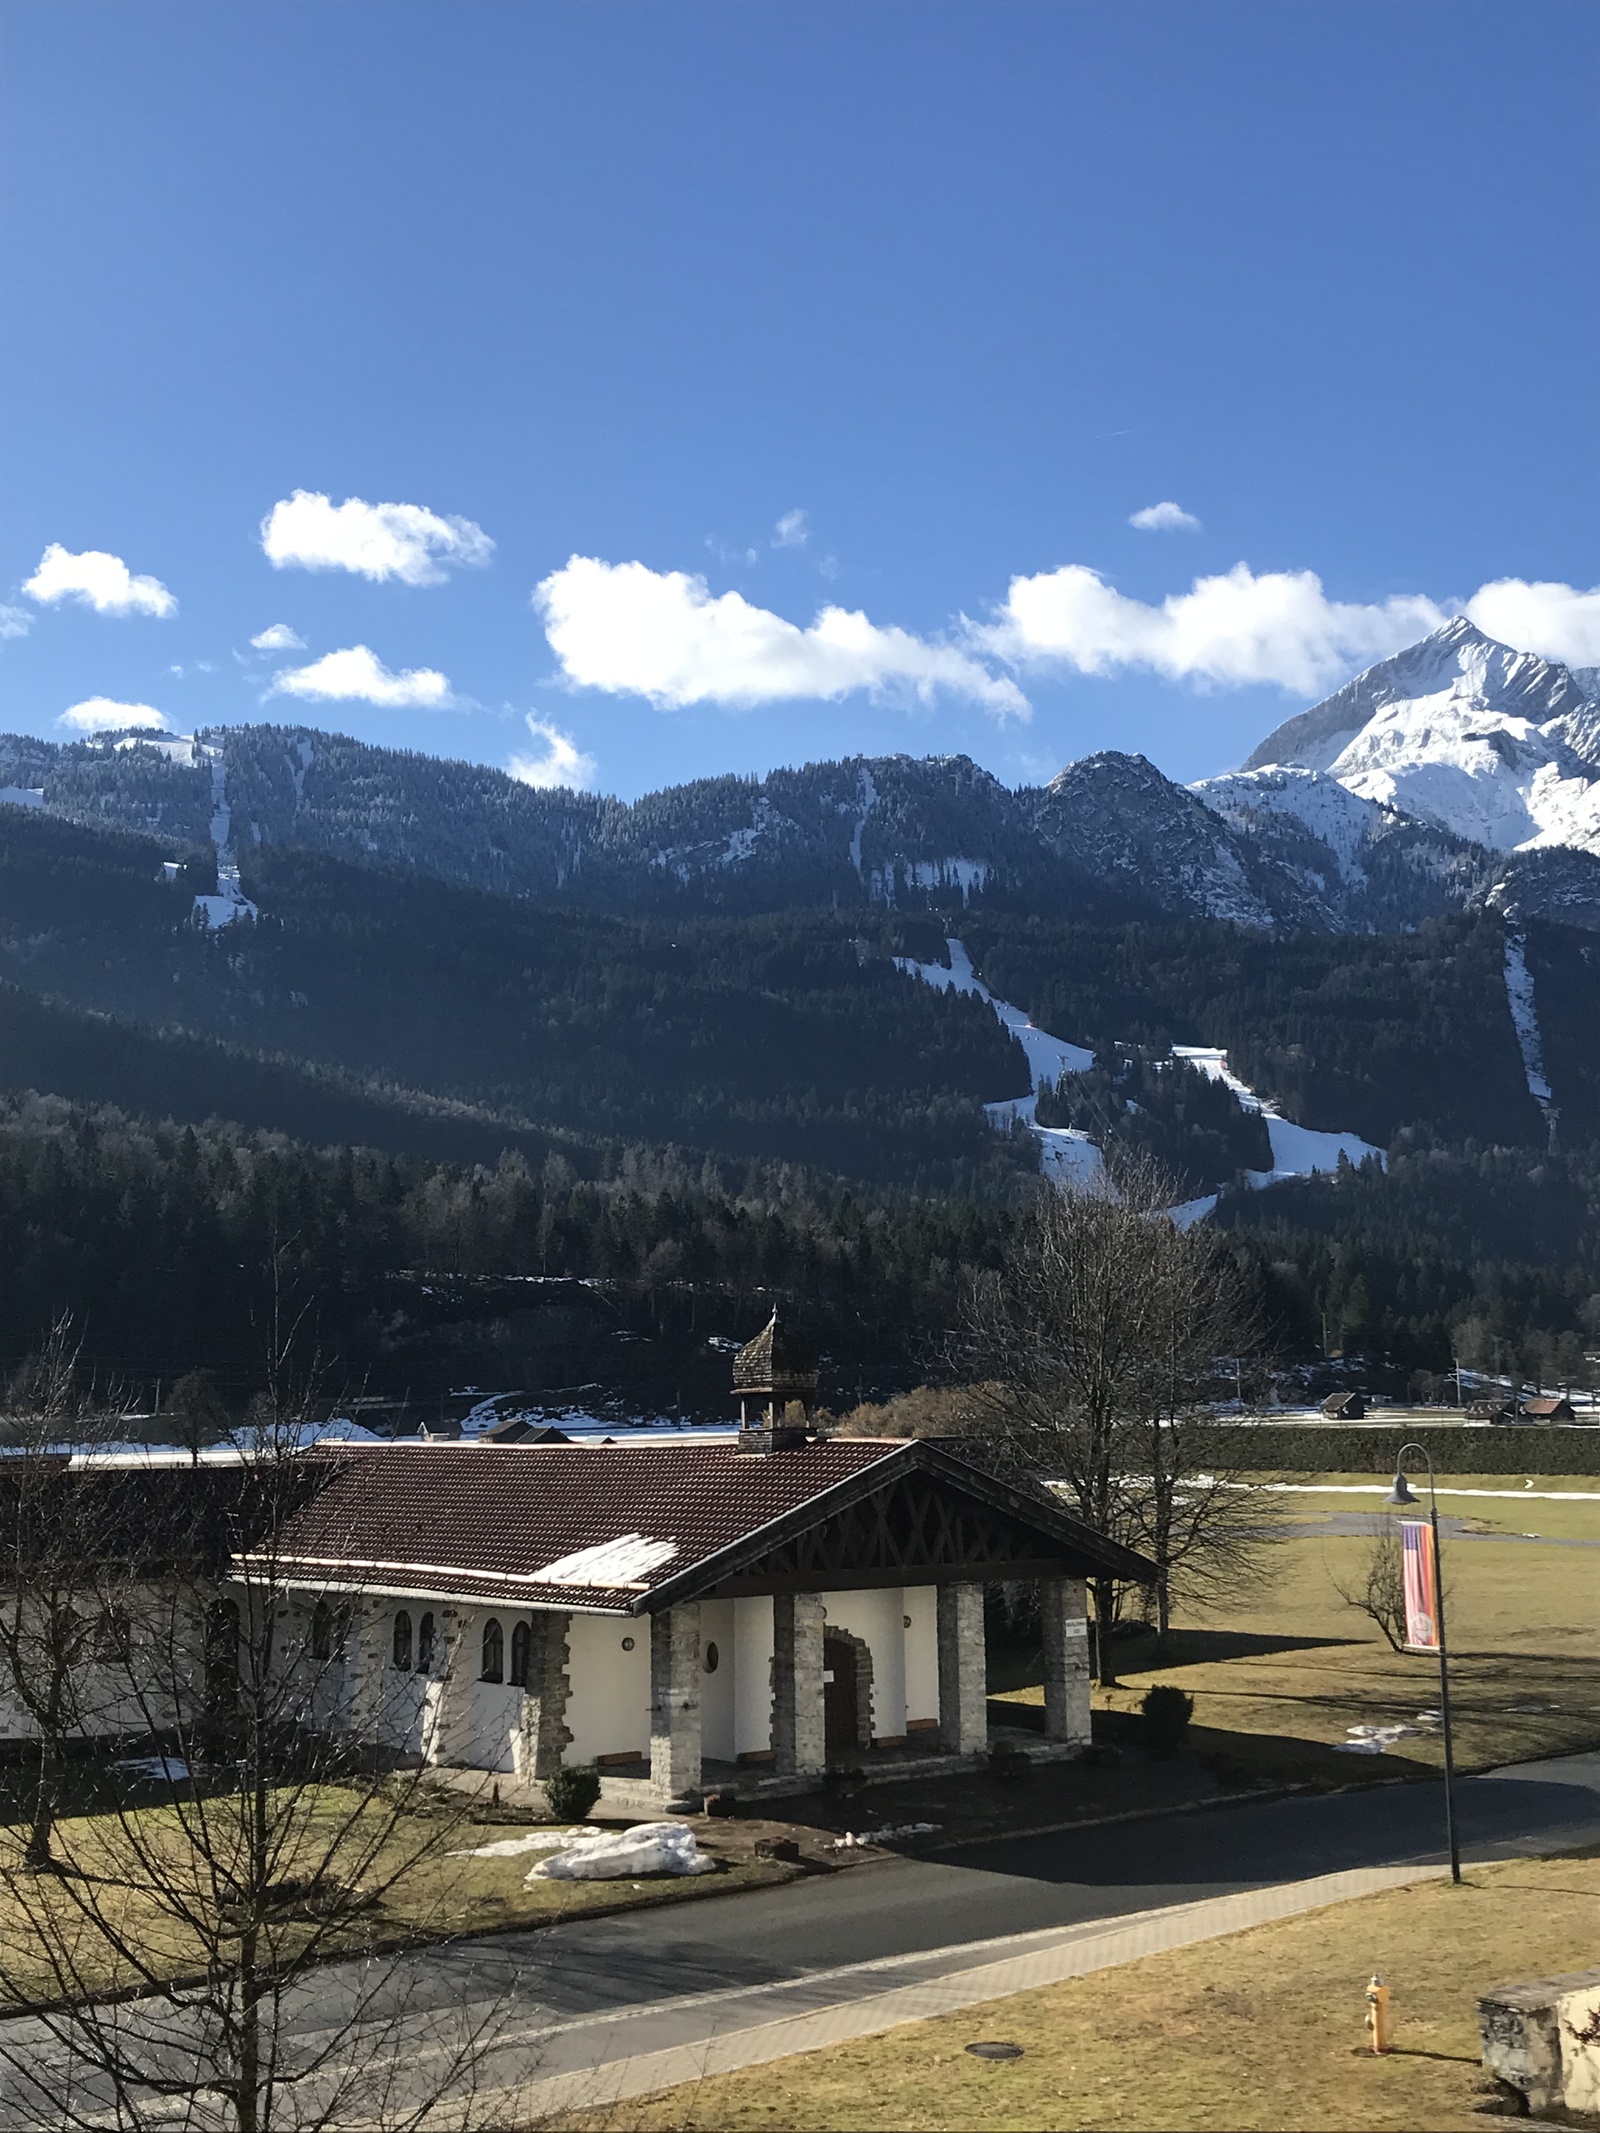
top-left (1479, 1965), bottom-right (1600, 2119)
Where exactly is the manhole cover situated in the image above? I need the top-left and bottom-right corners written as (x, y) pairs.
top-left (966, 2042), bottom-right (1024, 2061)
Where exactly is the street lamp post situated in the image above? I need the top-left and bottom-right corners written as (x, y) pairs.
top-left (1386, 1442), bottom-right (1461, 1883)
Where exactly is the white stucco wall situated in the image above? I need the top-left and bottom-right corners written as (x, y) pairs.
top-left (563, 1613), bottom-right (649, 1765)
top-left (823, 1587), bottom-right (910, 1741)
top-left (732, 1594), bottom-right (775, 1757)
top-left (902, 1584), bottom-right (938, 1727)
top-left (697, 1598), bottom-right (736, 1763)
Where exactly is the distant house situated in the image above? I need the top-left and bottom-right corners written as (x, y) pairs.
top-left (1467, 1398), bottom-right (1523, 1424)
top-left (1321, 1392), bottom-right (1366, 1420)
top-left (478, 1418), bottom-right (573, 1446)
top-left (1519, 1396), bottom-right (1577, 1423)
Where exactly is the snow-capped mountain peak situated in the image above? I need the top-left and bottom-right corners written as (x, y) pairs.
top-left (1240, 619), bottom-right (1600, 857)
top-left (1245, 617), bottom-right (1596, 778)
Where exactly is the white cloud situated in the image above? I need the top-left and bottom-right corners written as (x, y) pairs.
top-left (0, 605), bottom-right (30, 640)
top-left (1465, 579), bottom-right (1600, 672)
top-left (268, 644), bottom-right (456, 708)
top-left (250, 622), bottom-right (305, 652)
top-left (24, 544), bottom-right (176, 618)
top-left (978, 562), bottom-right (1446, 695)
top-left (508, 715), bottom-right (599, 791)
top-left (535, 556), bottom-right (1029, 721)
top-left (772, 509), bottom-right (810, 550)
top-left (1129, 500), bottom-right (1201, 533)
top-left (57, 698), bottom-right (172, 735)
top-left (260, 491), bottom-right (493, 586)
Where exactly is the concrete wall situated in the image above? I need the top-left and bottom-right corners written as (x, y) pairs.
top-left (733, 1594), bottom-right (775, 1757)
top-left (563, 1613), bottom-right (649, 1765)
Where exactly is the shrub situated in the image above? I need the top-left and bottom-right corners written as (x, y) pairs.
top-left (543, 1765), bottom-right (601, 1822)
top-left (1141, 1685), bottom-right (1195, 1755)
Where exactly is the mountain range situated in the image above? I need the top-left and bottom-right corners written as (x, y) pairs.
top-left (4, 619), bottom-right (1600, 1406)
top-left (4, 618), bottom-right (1598, 940)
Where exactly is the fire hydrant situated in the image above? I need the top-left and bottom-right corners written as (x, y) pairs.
top-left (1364, 1973), bottom-right (1392, 2054)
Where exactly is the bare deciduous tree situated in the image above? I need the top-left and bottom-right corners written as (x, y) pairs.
top-left (0, 1434), bottom-right (533, 2132)
top-left (958, 1152), bottom-right (1270, 1679)
top-left (0, 1313), bottom-right (143, 1871)
top-left (0, 1273), bottom-right (535, 2131)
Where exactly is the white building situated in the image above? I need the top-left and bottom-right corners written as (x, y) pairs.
top-left (262, 1318), bottom-right (1151, 1805)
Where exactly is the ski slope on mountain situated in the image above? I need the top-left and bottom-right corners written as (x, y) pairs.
top-left (896, 937), bottom-right (1385, 1200)
top-left (1169, 1046), bottom-right (1385, 1181)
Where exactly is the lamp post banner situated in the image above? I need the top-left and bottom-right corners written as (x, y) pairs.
top-left (1401, 1519), bottom-right (1441, 1652)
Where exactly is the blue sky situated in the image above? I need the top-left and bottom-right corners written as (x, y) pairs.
top-left (3, 1), bottom-right (1596, 800)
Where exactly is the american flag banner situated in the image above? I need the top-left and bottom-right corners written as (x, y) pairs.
top-left (1401, 1518), bottom-right (1440, 1652)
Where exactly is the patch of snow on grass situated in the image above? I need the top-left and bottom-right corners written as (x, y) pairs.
top-left (0, 786), bottom-right (44, 809)
top-left (1503, 932), bottom-right (1553, 1107)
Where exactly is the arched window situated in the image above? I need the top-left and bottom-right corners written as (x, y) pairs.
top-left (416, 1612), bottom-right (435, 1674)
top-left (392, 1610), bottom-right (413, 1671)
top-left (311, 1601), bottom-right (332, 1662)
top-left (509, 1621), bottom-right (531, 1688)
top-left (481, 1618), bottom-right (504, 1683)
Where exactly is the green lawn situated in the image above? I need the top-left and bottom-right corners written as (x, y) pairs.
top-left (997, 1477), bottom-right (1600, 1780)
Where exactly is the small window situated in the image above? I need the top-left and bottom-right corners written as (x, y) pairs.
top-left (509, 1621), bottom-right (531, 1689)
top-left (702, 1641), bottom-right (720, 1674)
top-left (311, 1601), bottom-right (333, 1662)
top-left (481, 1618), bottom-right (504, 1683)
top-left (392, 1610), bottom-right (413, 1672)
top-left (416, 1611), bottom-right (435, 1674)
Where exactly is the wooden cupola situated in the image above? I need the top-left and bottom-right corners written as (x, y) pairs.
top-left (732, 1310), bottom-right (819, 1453)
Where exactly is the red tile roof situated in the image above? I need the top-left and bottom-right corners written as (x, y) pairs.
top-left (256, 1437), bottom-right (1149, 1611)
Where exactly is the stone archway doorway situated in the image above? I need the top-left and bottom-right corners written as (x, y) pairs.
top-left (823, 1630), bottom-right (871, 1755)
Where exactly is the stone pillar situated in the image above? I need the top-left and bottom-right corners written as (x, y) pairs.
top-left (649, 1604), bottom-right (702, 1805)
top-left (519, 1612), bottom-right (573, 1779)
top-left (1041, 1578), bottom-right (1092, 1746)
top-left (936, 1582), bottom-right (987, 1756)
top-left (770, 1592), bottom-right (826, 1779)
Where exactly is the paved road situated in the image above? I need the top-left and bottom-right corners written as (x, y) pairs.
top-left (6, 1751), bottom-right (1598, 2124)
top-left (424, 1746), bottom-right (1600, 2021)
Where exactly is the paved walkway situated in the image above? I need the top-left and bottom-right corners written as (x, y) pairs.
top-left (476, 1860), bottom-right (1457, 2118)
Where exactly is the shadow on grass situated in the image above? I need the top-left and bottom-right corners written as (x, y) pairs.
top-left (986, 1626), bottom-right (1361, 1696)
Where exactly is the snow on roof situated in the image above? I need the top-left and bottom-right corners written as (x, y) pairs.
top-left (530, 1533), bottom-right (679, 1587)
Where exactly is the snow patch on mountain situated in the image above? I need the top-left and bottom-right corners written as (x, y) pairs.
top-left (193, 742), bottom-right (258, 929)
top-left (897, 938), bottom-right (1385, 1199)
top-left (895, 938), bottom-right (1094, 1087)
top-left (1502, 934), bottom-right (1552, 1108)
top-left (1170, 1047), bottom-right (1386, 1181)
top-left (873, 858), bottom-right (992, 903)
top-left (0, 787), bottom-right (44, 810)
top-left (1190, 767), bottom-right (1392, 883)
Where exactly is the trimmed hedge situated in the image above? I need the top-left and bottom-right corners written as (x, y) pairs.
top-left (1193, 1423), bottom-right (1600, 1478)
